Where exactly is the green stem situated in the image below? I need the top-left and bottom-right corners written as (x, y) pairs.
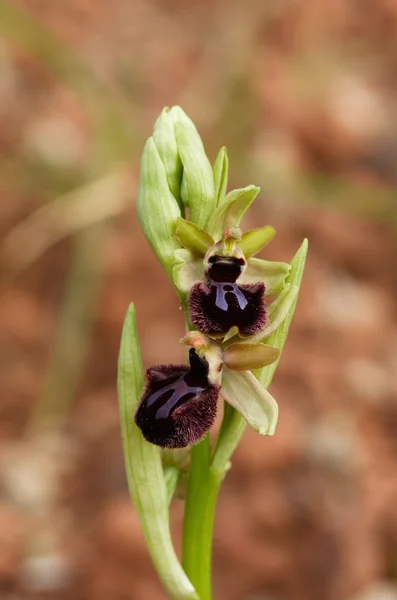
top-left (182, 434), bottom-right (221, 600)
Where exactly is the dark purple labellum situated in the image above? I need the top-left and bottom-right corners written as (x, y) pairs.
top-left (135, 349), bottom-right (219, 448)
top-left (189, 256), bottom-right (267, 336)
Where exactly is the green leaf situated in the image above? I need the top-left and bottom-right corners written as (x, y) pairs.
top-left (153, 107), bottom-right (183, 207)
top-left (172, 107), bottom-right (215, 229)
top-left (241, 257), bottom-right (290, 296)
top-left (118, 305), bottom-right (198, 600)
top-left (239, 225), bottom-right (276, 258)
top-left (220, 367), bottom-right (279, 435)
top-left (213, 146), bottom-right (228, 205)
top-left (206, 185), bottom-right (260, 241)
top-left (175, 217), bottom-right (214, 257)
top-left (136, 137), bottom-right (181, 280)
top-left (223, 343), bottom-right (280, 371)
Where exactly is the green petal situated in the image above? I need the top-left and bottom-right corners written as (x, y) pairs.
top-left (223, 343), bottom-right (280, 371)
top-left (220, 367), bottom-right (278, 435)
top-left (117, 304), bottom-right (198, 600)
top-left (175, 217), bottom-right (214, 257)
top-left (213, 146), bottom-right (228, 205)
top-left (137, 137), bottom-right (181, 280)
top-left (239, 226), bottom-right (276, 259)
top-left (206, 185), bottom-right (260, 241)
top-left (172, 107), bottom-right (215, 229)
top-left (153, 107), bottom-right (183, 207)
top-left (173, 249), bottom-right (205, 293)
top-left (241, 258), bottom-right (290, 296)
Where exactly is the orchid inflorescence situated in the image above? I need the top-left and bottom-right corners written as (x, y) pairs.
top-left (136, 222), bottom-right (291, 447)
top-left (117, 105), bottom-right (307, 600)
top-left (133, 106), bottom-right (304, 449)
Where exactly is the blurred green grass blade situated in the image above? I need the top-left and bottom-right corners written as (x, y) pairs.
top-left (29, 224), bottom-right (109, 432)
top-left (118, 305), bottom-right (199, 600)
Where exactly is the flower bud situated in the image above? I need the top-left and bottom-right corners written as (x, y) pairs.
top-left (153, 107), bottom-right (183, 208)
top-left (171, 106), bottom-right (216, 229)
top-left (136, 137), bottom-right (181, 280)
top-left (213, 146), bottom-right (228, 205)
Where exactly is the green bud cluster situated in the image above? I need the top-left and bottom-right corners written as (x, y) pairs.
top-left (137, 106), bottom-right (216, 281)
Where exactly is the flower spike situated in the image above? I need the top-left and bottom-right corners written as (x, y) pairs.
top-left (119, 106), bottom-right (308, 600)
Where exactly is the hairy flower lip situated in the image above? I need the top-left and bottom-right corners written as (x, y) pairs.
top-left (189, 279), bottom-right (267, 337)
top-left (135, 349), bottom-right (219, 449)
top-left (189, 242), bottom-right (267, 337)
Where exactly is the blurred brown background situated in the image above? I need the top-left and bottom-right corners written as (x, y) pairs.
top-left (1, 1), bottom-right (397, 599)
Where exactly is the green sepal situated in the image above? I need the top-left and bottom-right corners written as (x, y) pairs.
top-left (223, 343), bottom-right (280, 371)
top-left (241, 257), bottom-right (290, 296)
top-left (175, 217), bottom-right (214, 257)
top-left (246, 283), bottom-right (299, 342)
top-left (173, 249), bottom-right (204, 293)
top-left (220, 367), bottom-right (279, 435)
top-left (117, 304), bottom-right (198, 600)
top-left (172, 107), bottom-right (215, 229)
top-left (136, 137), bottom-right (181, 280)
top-left (153, 107), bottom-right (183, 208)
top-left (213, 146), bottom-right (228, 205)
top-left (239, 225), bottom-right (276, 258)
top-left (254, 238), bottom-right (308, 384)
top-left (206, 185), bottom-right (260, 241)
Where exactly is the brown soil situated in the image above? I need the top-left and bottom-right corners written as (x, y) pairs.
top-left (1, 2), bottom-right (397, 599)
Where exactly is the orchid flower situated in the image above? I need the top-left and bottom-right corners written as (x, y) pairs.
top-left (135, 330), bottom-right (281, 447)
